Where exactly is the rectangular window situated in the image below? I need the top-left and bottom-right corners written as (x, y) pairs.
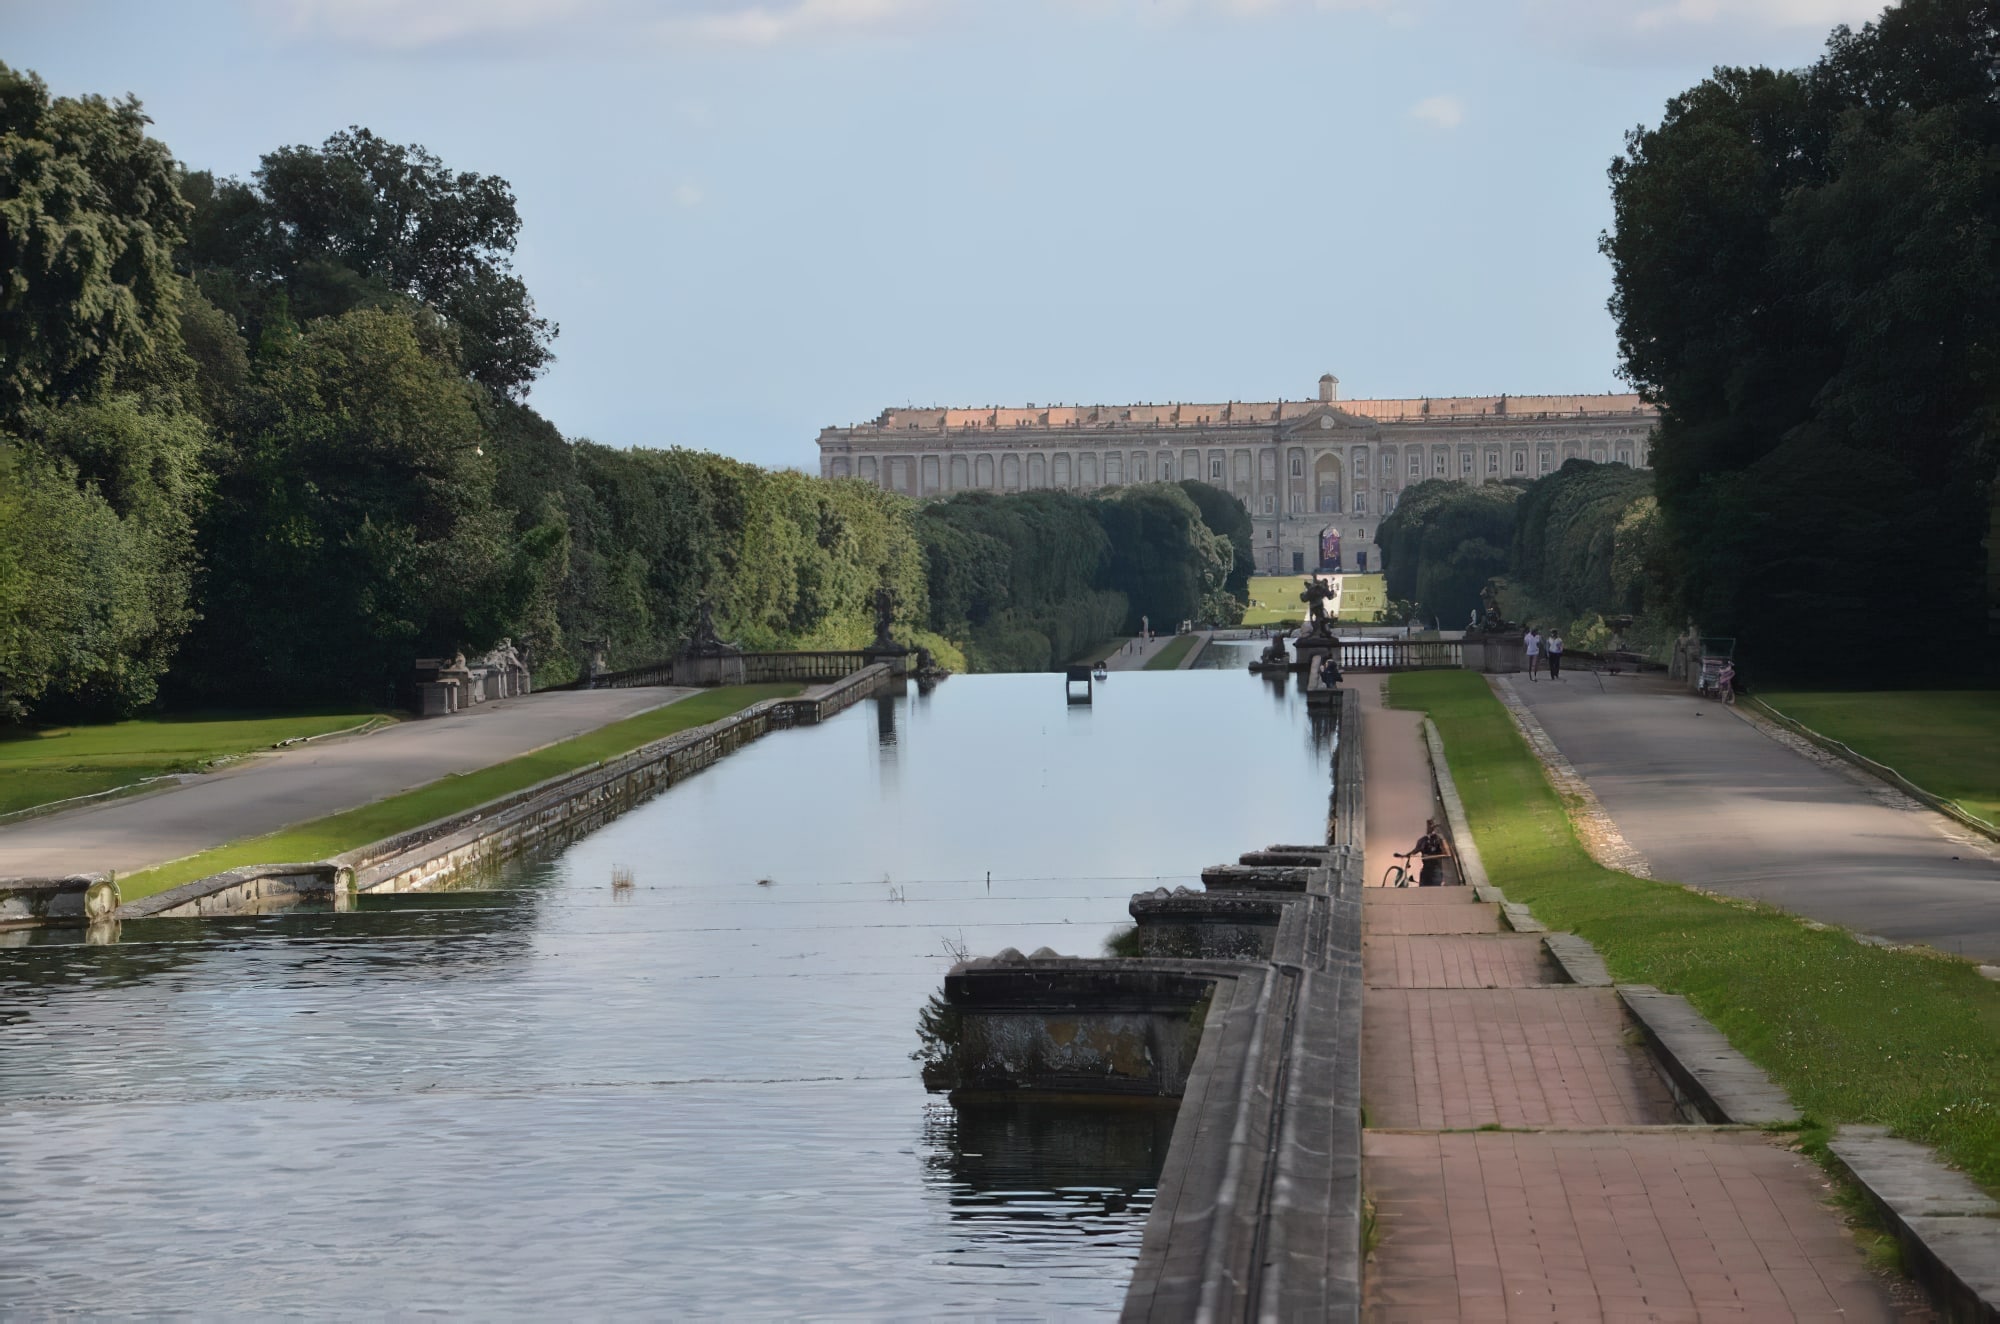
top-left (1382, 453), bottom-right (1394, 476)
top-left (1539, 451), bottom-right (1552, 474)
top-left (1354, 491), bottom-right (1368, 513)
top-left (1264, 495), bottom-right (1274, 514)
top-left (1461, 453), bottom-right (1473, 475)
top-left (1512, 451), bottom-right (1526, 473)
top-left (1433, 453), bottom-right (1446, 475)
top-left (1290, 493), bottom-right (1302, 513)
top-left (1211, 457), bottom-right (1224, 479)
top-left (1486, 453), bottom-right (1499, 474)
top-left (1408, 454), bottom-right (1421, 477)
top-left (1290, 456), bottom-right (1303, 477)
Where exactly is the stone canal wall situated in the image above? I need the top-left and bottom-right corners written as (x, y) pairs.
top-left (928, 687), bottom-right (1365, 1320)
top-left (111, 667), bottom-right (898, 921)
top-left (0, 873), bottom-right (119, 929)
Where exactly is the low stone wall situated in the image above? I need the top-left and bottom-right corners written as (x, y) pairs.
top-left (0, 873), bottom-right (119, 929)
top-left (120, 864), bottom-right (354, 920)
top-left (919, 687), bottom-right (1367, 1319)
top-left (111, 667), bottom-right (900, 920)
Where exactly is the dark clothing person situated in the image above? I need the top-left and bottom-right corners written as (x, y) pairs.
top-left (1409, 828), bottom-right (1448, 886)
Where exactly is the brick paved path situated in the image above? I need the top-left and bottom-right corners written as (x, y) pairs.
top-left (1356, 678), bottom-right (1901, 1321)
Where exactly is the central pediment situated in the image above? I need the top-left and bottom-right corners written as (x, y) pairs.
top-left (1278, 405), bottom-right (1374, 437)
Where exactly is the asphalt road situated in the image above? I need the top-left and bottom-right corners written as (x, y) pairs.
top-left (0, 688), bottom-right (691, 879)
top-left (1509, 673), bottom-right (2000, 962)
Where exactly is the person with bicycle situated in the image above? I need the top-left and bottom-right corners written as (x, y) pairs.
top-left (1394, 819), bottom-right (1452, 887)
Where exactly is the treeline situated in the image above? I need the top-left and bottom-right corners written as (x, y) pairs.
top-left (1601, 0), bottom-right (2000, 679)
top-left (917, 483), bottom-right (1243, 672)
top-left (0, 66), bottom-right (1240, 720)
top-left (1376, 460), bottom-right (1665, 647)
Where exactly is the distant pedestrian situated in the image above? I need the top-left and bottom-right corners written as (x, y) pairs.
top-left (1718, 660), bottom-right (1737, 705)
top-left (1524, 627), bottom-right (1542, 680)
top-left (1548, 630), bottom-right (1564, 680)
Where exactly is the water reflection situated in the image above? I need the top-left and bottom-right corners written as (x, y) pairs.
top-left (0, 671), bottom-right (1330, 1317)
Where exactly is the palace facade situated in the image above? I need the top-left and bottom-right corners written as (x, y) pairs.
top-left (815, 375), bottom-right (1657, 576)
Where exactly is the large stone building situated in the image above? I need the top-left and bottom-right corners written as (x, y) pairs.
top-left (816, 375), bottom-right (1657, 576)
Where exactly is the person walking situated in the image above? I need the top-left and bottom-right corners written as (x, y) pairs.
top-left (1547, 629), bottom-right (1564, 680)
top-left (1524, 626), bottom-right (1542, 680)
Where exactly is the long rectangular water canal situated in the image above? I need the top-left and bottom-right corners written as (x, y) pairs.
top-left (0, 670), bottom-right (1328, 1316)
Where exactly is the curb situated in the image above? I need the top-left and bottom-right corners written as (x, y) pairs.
top-left (1419, 717), bottom-right (1490, 891)
top-left (1738, 698), bottom-right (2000, 846)
top-left (1617, 985), bottom-right (1799, 1126)
top-left (1827, 1125), bottom-right (2000, 1322)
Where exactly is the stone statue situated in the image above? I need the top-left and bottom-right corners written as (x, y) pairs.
top-left (1299, 577), bottom-right (1336, 637)
top-left (871, 585), bottom-right (897, 650)
top-left (682, 599), bottom-right (741, 659)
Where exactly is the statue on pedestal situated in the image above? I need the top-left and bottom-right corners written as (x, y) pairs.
top-left (866, 585), bottom-right (909, 658)
top-left (1299, 577), bottom-right (1336, 637)
top-left (681, 599), bottom-right (741, 659)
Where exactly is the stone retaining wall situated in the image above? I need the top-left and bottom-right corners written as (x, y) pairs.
top-left (0, 873), bottom-right (118, 928)
top-left (112, 667), bottom-right (899, 921)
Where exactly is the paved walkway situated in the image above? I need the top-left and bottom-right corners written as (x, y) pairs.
top-left (1506, 672), bottom-right (2000, 961)
top-left (1358, 681), bottom-right (1903, 1320)
top-left (0, 688), bottom-right (691, 879)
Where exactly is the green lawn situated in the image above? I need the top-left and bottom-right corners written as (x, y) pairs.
top-left (1073, 637), bottom-right (1131, 666)
top-left (1142, 636), bottom-right (1199, 670)
top-left (1756, 690), bottom-right (2000, 827)
top-left (1390, 670), bottom-right (2000, 1192)
top-left (0, 710), bottom-right (391, 817)
top-left (116, 684), bottom-right (799, 902)
top-left (1241, 574), bottom-right (1382, 627)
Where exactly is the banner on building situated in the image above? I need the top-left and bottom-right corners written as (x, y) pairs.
top-left (1318, 526), bottom-right (1341, 571)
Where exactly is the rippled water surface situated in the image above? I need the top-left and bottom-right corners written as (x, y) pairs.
top-left (0, 671), bottom-right (1329, 1317)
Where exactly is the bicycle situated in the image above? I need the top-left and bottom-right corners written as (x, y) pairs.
top-left (1380, 851), bottom-right (1417, 888)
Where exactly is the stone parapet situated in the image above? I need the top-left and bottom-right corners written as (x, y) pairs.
top-left (0, 873), bottom-right (118, 928)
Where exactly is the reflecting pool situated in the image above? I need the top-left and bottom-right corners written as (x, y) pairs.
top-left (0, 671), bottom-right (1330, 1317)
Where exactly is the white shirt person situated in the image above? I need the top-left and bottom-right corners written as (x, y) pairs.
top-left (1524, 628), bottom-right (1542, 679)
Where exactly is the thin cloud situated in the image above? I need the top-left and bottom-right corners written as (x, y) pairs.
top-left (673, 182), bottom-right (707, 208)
top-left (1518, 0), bottom-right (1890, 65)
top-left (259, 0), bottom-right (944, 51)
top-left (1409, 94), bottom-right (1463, 129)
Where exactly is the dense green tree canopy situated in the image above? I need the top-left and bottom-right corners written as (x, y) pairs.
top-left (0, 64), bottom-right (189, 429)
top-left (1604, 0), bottom-right (2000, 676)
top-left (1, 66), bottom-right (1243, 718)
top-left (183, 128), bottom-right (556, 398)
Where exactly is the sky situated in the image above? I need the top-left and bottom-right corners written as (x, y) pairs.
top-left (6, 0), bottom-right (1887, 469)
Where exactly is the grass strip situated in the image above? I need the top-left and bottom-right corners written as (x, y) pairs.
top-left (1072, 637), bottom-right (1131, 666)
top-left (117, 685), bottom-right (799, 902)
top-left (1143, 636), bottom-right (1199, 670)
top-left (1756, 690), bottom-right (2000, 827)
top-left (1388, 670), bottom-right (2000, 1191)
top-left (0, 710), bottom-right (390, 816)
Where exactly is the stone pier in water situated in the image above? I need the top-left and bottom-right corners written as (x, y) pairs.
top-left (923, 688), bottom-right (1367, 1320)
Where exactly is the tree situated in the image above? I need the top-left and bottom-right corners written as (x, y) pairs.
top-left (183, 309), bottom-right (525, 701)
top-left (183, 129), bottom-right (556, 397)
top-left (0, 64), bottom-right (190, 429)
top-left (1176, 480), bottom-right (1256, 598)
top-left (1603, 0), bottom-right (2000, 677)
top-left (1375, 480), bottom-right (1523, 626)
